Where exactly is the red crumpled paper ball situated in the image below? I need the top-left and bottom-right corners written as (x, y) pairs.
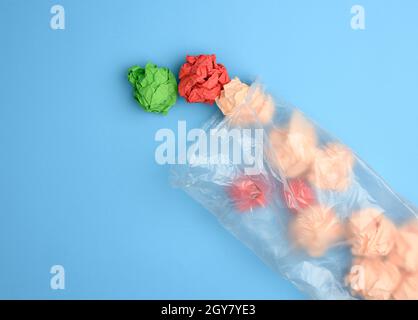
top-left (178, 54), bottom-right (230, 104)
top-left (282, 178), bottom-right (316, 213)
top-left (227, 175), bottom-right (270, 213)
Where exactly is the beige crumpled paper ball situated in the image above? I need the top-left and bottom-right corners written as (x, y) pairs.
top-left (216, 77), bottom-right (248, 115)
top-left (388, 221), bottom-right (418, 273)
top-left (346, 258), bottom-right (402, 300)
top-left (290, 205), bottom-right (344, 257)
top-left (392, 271), bottom-right (418, 300)
top-left (347, 208), bottom-right (397, 257)
top-left (215, 77), bottom-right (274, 125)
top-left (269, 111), bottom-right (317, 178)
top-left (307, 142), bottom-right (354, 191)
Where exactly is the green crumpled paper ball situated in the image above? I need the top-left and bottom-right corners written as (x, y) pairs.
top-left (127, 63), bottom-right (178, 115)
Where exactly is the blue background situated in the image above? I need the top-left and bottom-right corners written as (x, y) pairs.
top-left (1, 0), bottom-right (417, 299)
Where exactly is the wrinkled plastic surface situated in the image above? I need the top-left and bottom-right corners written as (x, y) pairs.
top-left (170, 83), bottom-right (418, 300)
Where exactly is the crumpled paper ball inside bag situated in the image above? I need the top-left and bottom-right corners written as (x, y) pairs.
top-left (393, 271), bottom-right (418, 300)
top-left (346, 258), bottom-right (401, 300)
top-left (281, 178), bottom-right (316, 214)
top-left (215, 77), bottom-right (275, 125)
top-left (347, 208), bottom-right (397, 257)
top-left (308, 143), bottom-right (354, 192)
top-left (389, 221), bottom-right (418, 273)
top-left (269, 111), bottom-right (317, 178)
top-left (290, 205), bottom-right (344, 257)
top-left (227, 175), bottom-right (270, 213)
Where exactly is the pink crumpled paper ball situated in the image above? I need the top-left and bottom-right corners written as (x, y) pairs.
top-left (290, 205), bottom-right (344, 257)
top-left (215, 77), bottom-right (249, 115)
top-left (269, 111), bottom-right (318, 178)
top-left (347, 208), bottom-right (397, 257)
top-left (388, 221), bottom-right (418, 273)
top-left (216, 77), bottom-right (275, 125)
top-left (307, 142), bottom-right (354, 191)
top-left (392, 271), bottom-right (418, 300)
top-left (346, 258), bottom-right (402, 300)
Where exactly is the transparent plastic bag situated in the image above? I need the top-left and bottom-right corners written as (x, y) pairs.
top-left (170, 82), bottom-right (418, 300)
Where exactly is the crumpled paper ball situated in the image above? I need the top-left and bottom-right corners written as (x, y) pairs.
top-left (307, 143), bottom-right (354, 191)
top-left (269, 111), bottom-right (317, 178)
top-left (282, 178), bottom-right (316, 213)
top-left (347, 208), bottom-right (397, 257)
top-left (227, 175), bottom-right (270, 212)
top-left (216, 77), bottom-right (249, 115)
top-left (216, 78), bottom-right (275, 125)
top-left (290, 205), bottom-right (344, 257)
top-left (178, 54), bottom-right (230, 104)
top-left (388, 221), bottom-right (418, 273)
top-left (346, 258), bottom-right (402, 300)
top-left (127, 63), bottom-right (177, 115)
top-left (392, 272), bottom-right (418, 300)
